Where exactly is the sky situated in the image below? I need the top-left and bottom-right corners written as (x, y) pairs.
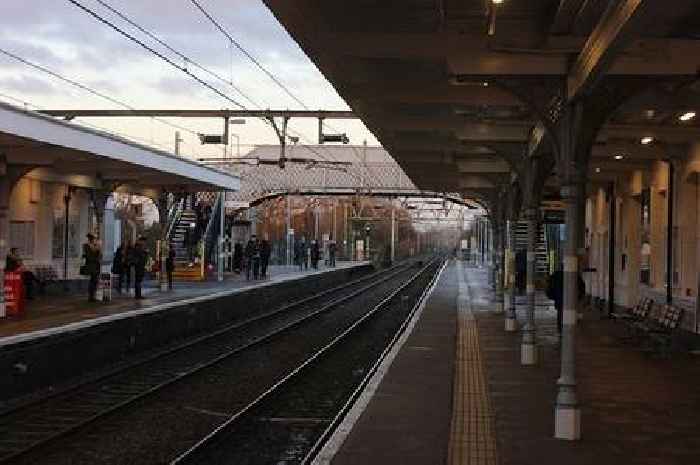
top-left (0, 0), bottom-right (380, 161)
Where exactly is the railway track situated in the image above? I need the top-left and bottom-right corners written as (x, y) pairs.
top-left (0, 261), bottom-right (417, 464)
top-left (172, 257), bottom-right (445, 465)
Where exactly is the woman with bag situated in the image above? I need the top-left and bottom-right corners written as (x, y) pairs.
top-left (82, 233), bottom-right (102, 303)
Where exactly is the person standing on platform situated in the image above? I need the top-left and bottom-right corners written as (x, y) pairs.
top-left (166, 242), bottom-right (176, 290)
top-left (546, 267), bottom-right (585, 334)
top-left (244, 235), bottom-right (261, 280)
top-left (83, 234), bottom-right (102, 303)
top-left (112, 244), bottom-right (125, 294)
top-left (310, 240), bottom-right (320, 270)
top-left (294, 240), bottom-right (302, 271)
top-left (260, 238), bottom-right (271, 279)
top-left (233, 242), bottom-right (243, 273)
top-left (328, 240), bottom-right (337, 268)
top-left (300, 238), bottom-right (309, 271)
top-left (132, 237), bottom-right (148, 299)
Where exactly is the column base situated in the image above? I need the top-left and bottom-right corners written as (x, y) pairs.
top-left (505, 317), bottom-right (518, 332)
top-left (554, 405), bottom-right (581, 440)
top-left (521, 342), bottom-right (538, 365)
top-left (495, 302), bottom-right (504, 313)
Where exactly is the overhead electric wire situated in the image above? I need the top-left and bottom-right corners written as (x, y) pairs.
top-left (188, 0), bottom-right (310, 111)
top-left (0, 46), bottom-right (199, 138)
top-left (62, 0), bottom-right (356, 170)
top-left (186, 0), bottom-right (354, 164)
top-left (65, 0), bottom-right (246, 110)
top-left (93, 0), bottom-right (261, 109)
top-left (67, 0), bottom-right (338, 165)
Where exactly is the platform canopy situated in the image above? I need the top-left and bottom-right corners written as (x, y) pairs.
top-left (0, 101), bottom-right (239, 196)
top-left (263, 0), bottom-right (700, 209)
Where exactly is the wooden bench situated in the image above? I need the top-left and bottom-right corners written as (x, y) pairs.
top-left (641, 305), bottom-right (684, 356)
top-left (611, 297), bottom-right (653, 323)
top-left (27, 265), bottom-right (60, 294)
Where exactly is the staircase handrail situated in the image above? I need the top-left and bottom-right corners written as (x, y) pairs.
top-left (202, 192), bottom-right (223, 265)
top-left (165, 198), bottom-right (185, 241)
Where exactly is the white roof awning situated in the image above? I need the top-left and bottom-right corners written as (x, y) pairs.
top-left (0, 101), bottom-right (239, 193)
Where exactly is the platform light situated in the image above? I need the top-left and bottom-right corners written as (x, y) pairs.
top-left (679, 111), bottom-right (696, 121)
top-left (614, 154), bottom-right (624, 160)
top-left (640, 136), bottom-right (654, 145)
top-left (492, 0), bottom-right (504, 4)
top-left (595, 167), bottom-right (601, 173)
top-left (482, 82), bottom-right (489, 87)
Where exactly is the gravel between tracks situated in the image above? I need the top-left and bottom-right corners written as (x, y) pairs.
top-left (7, 263), bottom-right (426, 465)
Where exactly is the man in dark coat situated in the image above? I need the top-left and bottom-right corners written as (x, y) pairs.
top-left (260, 239), bottom-right (271, 279)
top-left (83, 233), bottom-right (102, 302)
top-left (244, 235), bottom-right (260, 280)
top-left (166, 243), bottom-right (176, 290)
top-left (310, 240), bottom-right (320, 270)
top-left (546, 268), bottom-right (586, 333)
top-left (328, 240), bottom-right (337, 267)
top-left (112, 244), bottom-right (125, 294)
top-left (132, 237), bottom-right (149, 299)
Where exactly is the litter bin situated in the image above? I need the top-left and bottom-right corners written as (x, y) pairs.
top-left (4, 271), bottom-right (25, 317)
top-left (98, 272), bottom-right (112, 302)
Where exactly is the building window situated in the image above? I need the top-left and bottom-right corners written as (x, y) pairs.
top-left (10, 221), bottom-right (35, 259)
top-left (52, 214), bottom-right (80, 259)
top-left (640, 188), bottom-right (651, 284)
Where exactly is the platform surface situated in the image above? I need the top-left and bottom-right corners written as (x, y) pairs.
top-left (325, 260), bottom-right (700, 465)
top-left (0, 261), bottom-right (365, 341)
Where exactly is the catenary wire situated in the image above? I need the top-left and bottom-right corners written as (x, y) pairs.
top-left (0, 47), bottom-right (200, 137)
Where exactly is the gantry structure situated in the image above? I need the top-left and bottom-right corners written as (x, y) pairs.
top-left (262, 0), bottom-right (700, 440)
top-left (223, 145), bottom-right (480, 209)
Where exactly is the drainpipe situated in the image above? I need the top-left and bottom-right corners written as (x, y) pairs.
top-left (607, 182), bottom-right (615, 317)
top-left (63, 186), bottom-right (73, 291)
top-left (666, 161), bottom-right (674, 304)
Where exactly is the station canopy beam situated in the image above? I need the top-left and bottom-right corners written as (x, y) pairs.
top-left (39, 109), bottom-right (358, 119)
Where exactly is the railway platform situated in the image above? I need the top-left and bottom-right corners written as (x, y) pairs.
top-left (0, 261), bottom-right (364, 340)
top-left (319, 260), bottom-right (700, 465)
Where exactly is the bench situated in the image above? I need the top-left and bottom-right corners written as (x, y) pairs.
top-left (26, 265), bottom-right (60, 295)
top-left (611, 297), bottom-right (653, 323)
top-left (641, 305), bottom-right (684, 356)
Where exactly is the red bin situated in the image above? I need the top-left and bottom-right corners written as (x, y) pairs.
top-left (4, 271), bottom-right (25, 317)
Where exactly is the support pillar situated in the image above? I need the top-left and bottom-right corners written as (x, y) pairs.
top-left (390, 204), bottom-right (396, 263)
top-left (494, 222), bottom-right (505, 313)
top-left (286, 195), bottom-right (292, 266)
top-left (0, 177), bottom-right (9, 317)
top-left (521, 207), bottom-right (539, 365)
top-left (218, 191), bottom-right (225, 282)
top-left (505, 219), bottom-right (518, 331)
top-left (156, 190), bottom-right (169, 291)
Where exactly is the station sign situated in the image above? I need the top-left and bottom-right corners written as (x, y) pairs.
top-left (541, 208), bottom-right (565, 224)
top-left (225, 200), bottom-right (250, 209)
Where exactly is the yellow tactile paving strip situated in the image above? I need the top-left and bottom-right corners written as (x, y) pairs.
top-left (448, 263), bottom-right (499, 465)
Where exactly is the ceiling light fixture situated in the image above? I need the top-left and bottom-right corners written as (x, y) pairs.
top-left (640, 136), bottom-right (654, 145)
top-left (614, 154), bottom-right (624, 160)
top-left (595, 167), bottom-right (601, 173)
top-left (482, 82), bottom-right (489, 87)
top-left (679, 111), bottom-right (696, 121)
top-left (492, 0), bottom-right (504, 4)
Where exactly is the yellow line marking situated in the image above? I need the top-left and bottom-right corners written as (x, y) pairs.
top-left (448, 262), bottom-right (500, 465)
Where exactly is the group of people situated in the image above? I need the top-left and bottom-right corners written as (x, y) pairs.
top-left (241, 235), bottom-right (271, 280)
top-left (110, 236), bottom-right (150, 300)
top-left (293, 239), bottom-right (336, 271)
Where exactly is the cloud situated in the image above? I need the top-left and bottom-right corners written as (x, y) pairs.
top-left (0, 75), bottom-right (56, 95)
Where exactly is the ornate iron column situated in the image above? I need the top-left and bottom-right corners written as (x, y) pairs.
top-left (521, 206), bottom-right (539, 365)
top-left (504, 219), bottom-right (518, 331)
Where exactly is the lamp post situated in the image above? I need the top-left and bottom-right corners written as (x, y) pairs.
top-left (218, 118), bottom-right (246, 282)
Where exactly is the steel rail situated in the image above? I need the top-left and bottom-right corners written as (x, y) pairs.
top-left (0, 262), bottom-right (413, 464)
top-left (171, 256), bottom-right (443, 464)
